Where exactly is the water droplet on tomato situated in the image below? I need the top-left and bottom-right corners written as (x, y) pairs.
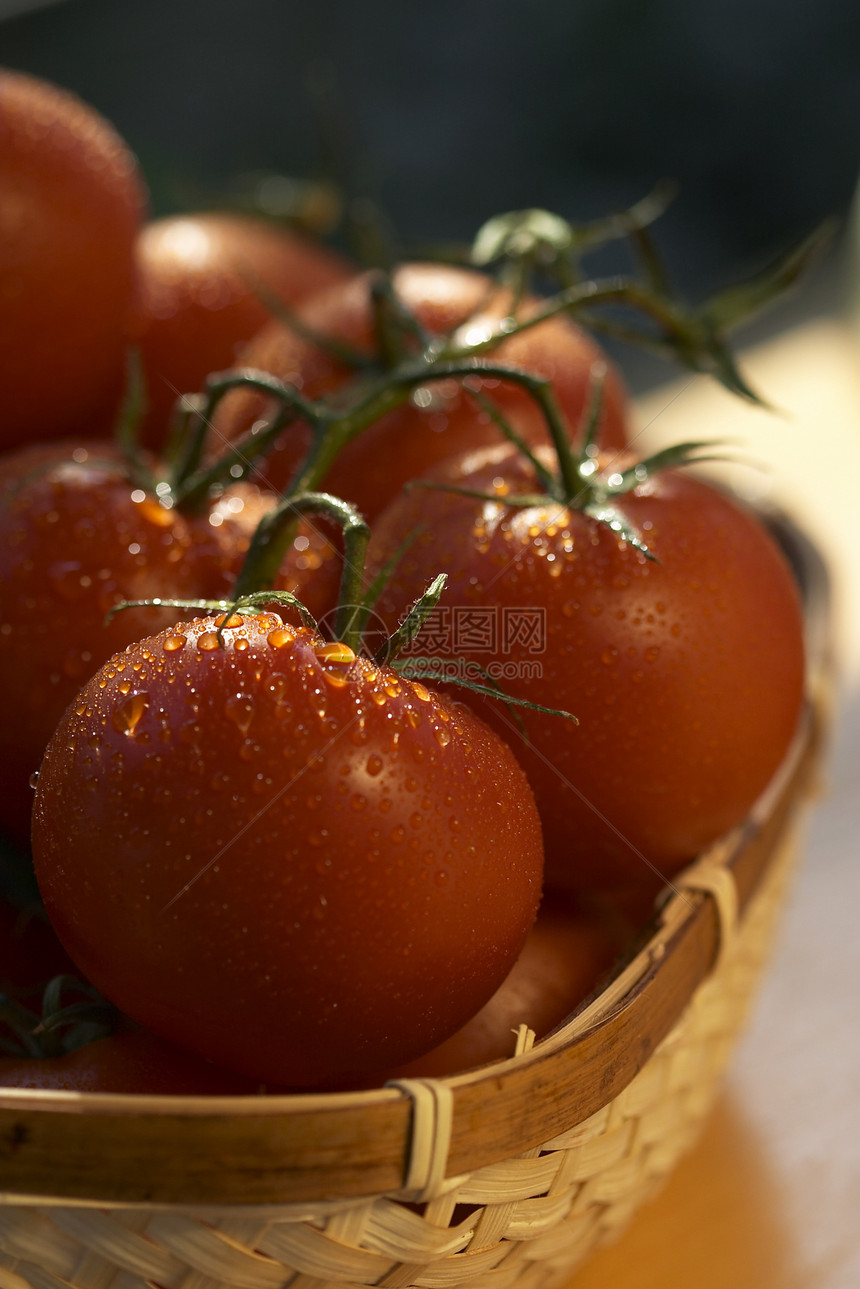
top-left (197, 632), bottom-right (221, 652)
top-left (163, 633), bottom-right (186, 653)
top-left (366, 754), bottom-right (383, 777)
top-left (435, 727), bottom-right (451, 747)
top-left (111, 692), bottom-right (149, 737)
top-left (267, 627), bottom-right (293, 649)
top-left (28, 770), bottom-right (39, 790)
top-left (314, 641), bottom-right (356, 665)
top-left (224, 692), bottom-right (255, 733)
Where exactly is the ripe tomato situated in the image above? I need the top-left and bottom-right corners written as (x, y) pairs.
top-left (128, 212), bottom-right (352, 449)
top-left (213, 262), bottom-right (629, 518)
top-left (386, 894), bottom-right (620, 1079)
top-left (0, 70), bottom-right (147, 452)
top-left (0, 1020), bottom-right (266, 1094)
top-left (0, 440), bottom-right (277, 848)
top-left (368, 444), bottom-right (806, 899)
top-left (31, 612), bottom-right (544, 1089)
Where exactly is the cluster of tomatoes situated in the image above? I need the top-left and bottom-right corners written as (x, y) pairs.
top-left (1, 69), bottom-right (807, 1093)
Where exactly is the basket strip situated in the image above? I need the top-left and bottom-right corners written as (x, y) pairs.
top-left (383, 1080), bottom-right (456, 1202)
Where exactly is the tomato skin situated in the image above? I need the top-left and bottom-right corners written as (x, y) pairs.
top-left (0, 1021), bottom-right (267, 1094)
top-left (369, 445), bottom-right (806, 898)
top-left (213, 262), bottom-right (629, 518)
top-left (385, 895), bottom-right (619, 1079)
top-left (0, 70), bottom-right (147, 452)
top-left (31, 614), bottom-right (544, 1089)
top-left (128, 213), bottom-right (352, 450)
top-left (0, 441), bottom-right (276, 847)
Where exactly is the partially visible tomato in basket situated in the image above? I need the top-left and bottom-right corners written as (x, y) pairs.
top-left (31, 612), bottom-right (544, 1089)
top-left (386, 894), bottom-right (620, 1079)
top-left (368, 442), bottom-right (806, 899)
top-left (212, 262), bottom-right (630, 518)
top-left (0, 1019), bottom-right (267, 1094)
top-left (128, 212), bottom-right (352, 450)
top-left (0, 70), bottom-right (147, 452)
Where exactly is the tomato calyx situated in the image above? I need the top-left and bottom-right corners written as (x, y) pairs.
top-left (1, 973), bottom-right (117, 1061)
top-left (410, 373), bottom-right (730, 561)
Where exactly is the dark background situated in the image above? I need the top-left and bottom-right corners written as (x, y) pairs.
top-left (3, 0), bottom-right (858, 383)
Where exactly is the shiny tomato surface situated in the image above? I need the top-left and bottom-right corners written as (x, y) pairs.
top-left (32, 613), bottom-right (544, 1088)
top-left (369, 445), bottom-right (806, 898)
top-left (0, 70), bottom-right (146, 450)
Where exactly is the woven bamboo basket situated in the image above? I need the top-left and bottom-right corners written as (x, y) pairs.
top-left (0, 511), bottom-right (833, 1289)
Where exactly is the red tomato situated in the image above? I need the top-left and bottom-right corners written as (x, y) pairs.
top-left (128, 212), bottom-right (353, 449)
top-left (0, 440), bottom-right (277, 847)
top-left (368, 444), bottom-right (806, 899)
top-left (213, 262), bottom-right (629, 518)
top-left (0, 70), bottom-right (147, 451)
top-left (0, 1020), bottom-right (267, 1094)
top-left (387, 895), bottom-right (620, 1078)
top-left (31, 612), bottom-right (544, 1089)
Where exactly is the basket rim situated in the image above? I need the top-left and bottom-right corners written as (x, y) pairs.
top-left (0, 510), bottom-right (833, 1208)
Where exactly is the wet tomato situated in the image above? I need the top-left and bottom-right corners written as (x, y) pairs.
top-left (0, 70), bottom-right (147, 451)
top-left (31, 612), bottom-right (544, 1089)
top-left (213, 262), bottom-right (629, 518)
top-left (128, 212), bottom-right (352, 449)
top-left (0, 440), bottom-right (276, 847)
top-left (368, 443), bottom-right (806, 899)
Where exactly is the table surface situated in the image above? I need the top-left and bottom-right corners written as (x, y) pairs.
top-left (563, 310), bottom-right (860, 1289)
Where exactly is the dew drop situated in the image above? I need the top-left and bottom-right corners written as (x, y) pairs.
top-left (267, 628), bottom-right (292, 649)
top-left (224, 692), bottom-right (255, 733)
top-left (111, 692), bottom-right (149, 737)
top-left (314, 641), bottom-right (356, 665)
top-left (197, 632), bottom-right (221, 652)
top-left (366, 754), bottom-right (384, 777)
top-left (163, 633), bottom-right (186, 653)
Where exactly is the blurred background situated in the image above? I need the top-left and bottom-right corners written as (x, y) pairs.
top-left (3, 0), bottom-right (859, 390)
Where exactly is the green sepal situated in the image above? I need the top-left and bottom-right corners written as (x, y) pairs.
top-left (375, 574), bottom-right (448, 664)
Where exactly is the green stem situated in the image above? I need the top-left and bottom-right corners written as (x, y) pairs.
top-left (170, 369), bottom-right (326, 497)
top-left (232, 492), bottom-right (369, 652)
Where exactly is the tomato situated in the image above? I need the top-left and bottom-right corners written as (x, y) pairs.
top-left (128, 212), bottom-right (352, 450)
top-left (0, 70), bottom-right (147, 452)
top-left (213, 262), bottom-right (629, 519)
top-left (385, 894), bottom-right (620, 1079)
top-left (0, 440), bottom-right (279, 848)
top-left (0, 1020), bottom-right (266, 1094)
top-left (368, 443), bottom-right (806, 899)
top-left (31, 612), bottom-right (544, 1089)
